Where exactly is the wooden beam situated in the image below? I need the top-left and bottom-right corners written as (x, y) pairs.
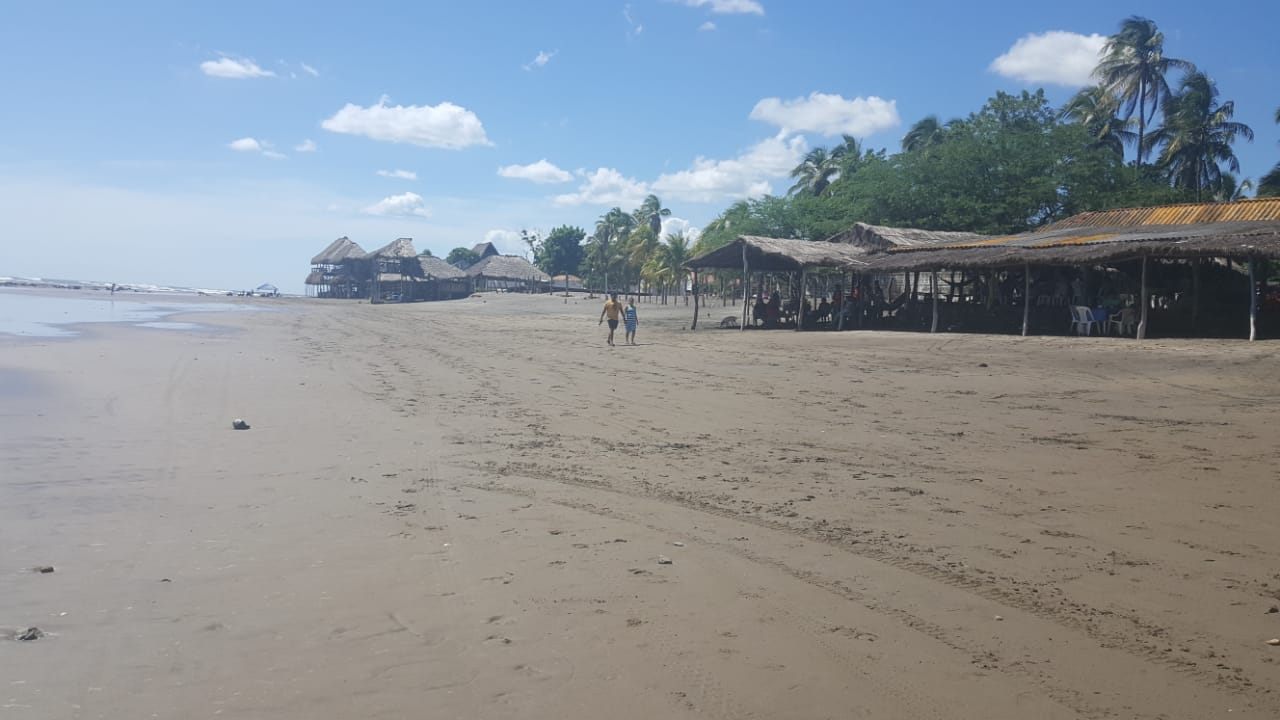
top-left (796, 270), bottom-right (805, 332)
top-left (1021, 263), bottom-right (1031, 337)
top-left (740, 243), bottom-right (749, 331)
top-left (691, 271), bottom-right (700, 330)
top-left (1136, 255), bottom-right (1149, 340)
top-left (1249, 258), bottom-right (1258, 342)
top-left (931, 271), bottom-right (940, 333)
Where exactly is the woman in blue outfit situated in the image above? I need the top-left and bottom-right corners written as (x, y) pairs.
top-left (623, 298), bottom-right (639, 345)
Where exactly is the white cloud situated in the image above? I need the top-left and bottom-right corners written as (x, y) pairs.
top-left (523, 50), bottom-right (557, 71)
top-left (377, 169), bottom-right (418, 180)
top-left (484, 229), bottom-right (525, 255)
top-left (990, 31), bottom-right (1107, 87)
top-left (683, 0), bottom-right (764, 15)
top-left (750, 92), bottom-right (900, 137)
top-left (321, 98), bottom-right (491, 149)
top-left (300, 62), bottom-right (320, 77)
top-left (262, 150), bottom-right (288, 160)
top-left (699, 21), bottom-right (717, 31)
top-left (651, 132), bottom-right (806, 203)
top-left (498, 159), bottom-right (573, 184)
top-left (553, 168), bottom-right (650, 207)
top-left (363, 192), bottom-right (431, 218)
top-left (228, 137), bottom-right (264, 152)
top-left (200, 57), bottom-right (275, 79)
top-left (659, 216), bottom-right (702, 242)
top-left (294, 139), bottom-right (317, 152)
top-left (624, 4), bottom-right (643, 35)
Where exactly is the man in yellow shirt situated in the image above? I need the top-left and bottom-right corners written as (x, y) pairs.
top-left (598, 292), bottom-right (623, 346)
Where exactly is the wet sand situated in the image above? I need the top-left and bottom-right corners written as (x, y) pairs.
top-left (2, 292), bottom-right (1279, 719)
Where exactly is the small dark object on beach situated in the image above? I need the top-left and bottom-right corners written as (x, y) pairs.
top-left (33, 566), bottom-right (54, 574)
top-left (160, 578), bottom-right (172, 583)
top-left (977, 363), bottom-right (988, 368)
top-left (1269, 606), bottom-right (1279, 614)
top-left (232, 419), bottom-right (250, 430)
top-left (18, 627), bottom-right (43, 641)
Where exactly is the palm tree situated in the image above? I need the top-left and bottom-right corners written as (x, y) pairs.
top-left (1060, 85), bottom-right (1137, 157)
top-left (1093, 16), bottom-right (1195, 168)
top-left (1146, 72), bottom-right (1253, 200)
top-left (901, 116), bottom-right (943, 153)
top-left (658, 232), bottom-right (693, 303)
top-left (593, 207), bottom-right (634, 292)
top-left (788, 147), bottom-right (840, 196)
top-left (1260, 107), bottom-right (1280, 198)
top-left (634, 194), bottom-right (672, 237)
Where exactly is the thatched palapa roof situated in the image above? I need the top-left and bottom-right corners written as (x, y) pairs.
top-left (471, 241), bottom-right (500, 259)
top-left (419, 255), bottom-right (467, 280)
top-left (685, 236), bottom-right (870, 273)
top-left (862, 198), bottom-right (1280, 272)
top-left (826, 222), bottom-right (986, 250)
top-left (369, 237), bottom-right (419, 259)
top-left (467, 255), bottom-right (551, 282)
top-left (311, 236), bottom-right (368, 264)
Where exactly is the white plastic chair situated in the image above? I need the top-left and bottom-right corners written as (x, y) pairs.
top-left (1107, 307), bottom-right (1135, 336)
top-left (1070, 306), bottom-right (1099, 336)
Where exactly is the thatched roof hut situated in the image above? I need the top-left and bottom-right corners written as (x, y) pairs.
top-left (470, 241), bottom-right (500, 260)
top-left (369, 237), bottom-right (420, 259)
top-left (826, 222), bottom-right (986, 251)
top-left (418, 255), bottom-right (467, 280)
top-left (310, 236), bottom-right (368, 264)
top-left (685, 235), bottom-right (870, 273)
top-left (862, 198), bottom-right (1280, 272)
top-left (467, 255), bottom-right (550, 291)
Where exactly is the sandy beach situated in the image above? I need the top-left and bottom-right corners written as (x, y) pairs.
top-left (3, 292), bottom-right (1280, 719)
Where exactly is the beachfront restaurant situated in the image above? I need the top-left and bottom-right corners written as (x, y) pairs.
top-left (683, 198), bottom-right (1280, 341)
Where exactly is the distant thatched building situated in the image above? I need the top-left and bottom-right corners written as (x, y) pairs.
top-left (306, 237), bottom-right (370, 298)
top-left (418, 255), bottom-right (471, 300)
top-left (467, 255), bottom-right (551, 292)
top-left (367, 238), bottom-right (426, 302)
top-left (470, 241), bottom-right (501, 260)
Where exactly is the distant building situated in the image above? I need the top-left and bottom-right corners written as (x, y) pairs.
top-left (467, 255), bottom-right (550, 293)
top-left (470, 242), bottom-right (501, 261)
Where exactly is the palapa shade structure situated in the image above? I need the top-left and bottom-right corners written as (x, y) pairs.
top-left (859, 198), bottom-right (1280, 340)
top-left (826, 222), bottom-right (986, 251)
top-left (684, 235), bottom-right (870, 331)
top-left (466, 255), bottom-right (551, 292)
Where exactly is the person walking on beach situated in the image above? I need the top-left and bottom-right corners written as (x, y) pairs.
top-left (623, 297), bottom-right (639, 345)
top-left (598, 292), bottom-right (623, 346)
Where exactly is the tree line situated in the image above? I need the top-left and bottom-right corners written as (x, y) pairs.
top-left (696, 15), bottom-right (1277, 257)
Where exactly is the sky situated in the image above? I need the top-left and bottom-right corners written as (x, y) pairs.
top-left (1, 0), bottom-right (1277, 293)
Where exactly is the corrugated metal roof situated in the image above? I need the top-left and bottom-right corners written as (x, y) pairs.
top-left (1042, 197), bottom-right (1280, 231)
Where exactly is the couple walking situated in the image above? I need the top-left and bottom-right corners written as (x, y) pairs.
top-left (598, 292), bottom-right (639, 346)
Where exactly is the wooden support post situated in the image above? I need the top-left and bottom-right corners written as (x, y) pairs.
top-left (1021, 264), bottom-right (1031, 337)
top-left (931, 271), bottom-right (940, 333)
top-left (741, 244), bottom-right (749, 331)
top-left (1249, 258), bottom-right (1258, 342)
top-left (692, 272), bottom-right (700, 330)
top-left (1191, 259), bottom-right (1201, 328)
top-left (796, 270), bottom-right (805, 332)
top-left (1136, 255), bottom-right (1149, 340)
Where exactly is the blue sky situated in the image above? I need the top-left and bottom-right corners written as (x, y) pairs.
top-left (1, 1), bottom-right (1277, 292)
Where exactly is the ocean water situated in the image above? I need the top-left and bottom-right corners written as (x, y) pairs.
top-left (0, 290), bottom-right (253, 337)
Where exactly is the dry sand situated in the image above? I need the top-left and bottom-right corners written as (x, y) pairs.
top-left (2, 291), bottom-right (1279, 719)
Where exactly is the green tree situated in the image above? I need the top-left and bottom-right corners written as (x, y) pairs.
top-left (788, 147), bottom-right (840, 197)
top-left (656, 232), bottom-right (693, 303)
top-left (634, 194), bottom-right (672, 237)
top-left (1093, 16), bottom-right (1195, 167)
top-left (1147, 72), bottom-right (1253, 200)
top-left (1060, 85), bottom-right (1136, 157)
top-left (901, 115), bottom-right (943, 153)
top-left (417, 248), bottom-right (434, 257)
top-left (590, 207), bottom-right (635, 292)
top-left (446, 247), bottom-right (480, 267)
top-left (536, 225), bottom-right (586, 276)
top-left (1259, 107), bottom-right (1280, 198)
